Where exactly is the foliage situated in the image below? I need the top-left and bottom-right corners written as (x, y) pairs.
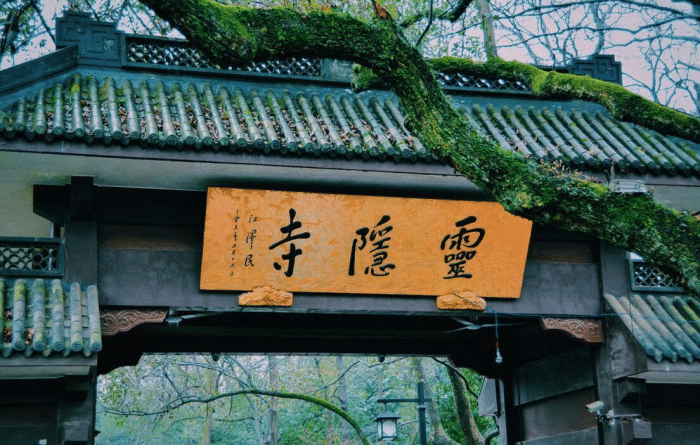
top-left (97, 355), bottom-right (497, 444)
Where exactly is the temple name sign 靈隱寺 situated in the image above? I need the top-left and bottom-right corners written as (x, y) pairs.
top-left (200, 188), bottom-right (533, 298)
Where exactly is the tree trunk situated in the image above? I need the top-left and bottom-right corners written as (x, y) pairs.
top-left (445, 361), bottom-right (483, 445)
top-left (476, 0), bottom-right (498, 60)
top-left (336, 356), bottom-right (352, 445)
top-left (265, 355), bottom-right (280, 445)
top-left (313, 358), bottom-right (336, 444)
top-left (236, 357), bottom-right (266, 445)
top-left (200, 360), bottom-right (217, 445)
top-left (410, 358), bottom-right (460, 445)
top-left (245, 393), bottom-right (266, 445)
top-left (201, 395), bottom-right (213, 444)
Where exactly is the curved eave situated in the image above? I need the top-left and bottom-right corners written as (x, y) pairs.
top-left (0, 278), bottom-right (102, 359)
top-left (605, 293), bottom-right (700, 365)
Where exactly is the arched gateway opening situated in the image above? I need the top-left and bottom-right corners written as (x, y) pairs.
top-left (1, 12), bottom-right (699, 445)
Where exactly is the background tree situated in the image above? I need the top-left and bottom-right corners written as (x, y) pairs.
top-left (491, 0), bottom-right (700, 114)
top-left (411, 357), bottom-right (460, 445)
top-left (98, 354), bottom-right (494, 444)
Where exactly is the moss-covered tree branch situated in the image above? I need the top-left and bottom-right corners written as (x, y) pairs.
top-left (102, 388), bottom-right (370, 445)
top-left (139, 0), bottom-right (700, 296)
top-left (430, 57), bottom-right (700, 144)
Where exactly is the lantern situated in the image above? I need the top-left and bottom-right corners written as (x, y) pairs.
top-left (375, 410), bottom-right (400, 441)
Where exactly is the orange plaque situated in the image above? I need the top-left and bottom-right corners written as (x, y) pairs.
top-left (201, 188), bottom-right (532, 298)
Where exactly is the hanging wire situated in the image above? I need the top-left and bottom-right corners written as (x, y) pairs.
top-left (494, 311), bottom-right (503, 364)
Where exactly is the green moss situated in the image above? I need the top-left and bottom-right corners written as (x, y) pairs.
top-left (427, 57), bottom-right (700, 143)
top-left (350, 64), bottom-right (382, 92)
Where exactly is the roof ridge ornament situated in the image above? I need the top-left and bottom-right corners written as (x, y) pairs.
top-left (608, 179), bottom-right (649, 194)
top-left (56, 11), bottom-right (122, 66)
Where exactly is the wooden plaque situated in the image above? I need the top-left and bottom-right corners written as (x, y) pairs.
top-left (201, 188), bottom-right (532, 298)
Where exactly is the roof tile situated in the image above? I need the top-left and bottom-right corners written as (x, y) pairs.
top-left (1, 74), bottom-right (699, 175)
top-left (605, 293), bottom-right (700, 363)
top-left (1, 278), bottom-right (101, 358)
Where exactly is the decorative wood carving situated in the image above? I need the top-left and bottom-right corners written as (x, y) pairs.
top-left (239, 286), bottom-right (293, 307)
top-left (100, 310), bottom-right (167, 336)
top-left (436, 290), bottom-right (487, 311)
top-left (541, 318), bottom-right (603, 343)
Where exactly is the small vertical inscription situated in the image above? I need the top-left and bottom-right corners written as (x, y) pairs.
top-left (229, 209), bottom-right (241, 276)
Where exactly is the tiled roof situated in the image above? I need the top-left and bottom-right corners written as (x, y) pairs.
top-left (1, 278), bottom-right (101, 358)
top-left (604, 293), bottom-right (700, 363)
top-left (1, 74), bottom-right (699, 174)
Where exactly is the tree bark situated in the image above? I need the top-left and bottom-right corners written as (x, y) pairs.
top-left (139, 0), bottom-right (700, 295)
top-left (445, 362), bottom-right (483, 445)
top-left (476, 0), bottom-right (498, 60)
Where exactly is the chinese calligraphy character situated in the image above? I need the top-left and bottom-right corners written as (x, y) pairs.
top-left (441, 216), bottom-right (485, 279)
top-left (246, 229), bottom-right (257, 249)
top-left (243, 215), bottom-right (258, 268)
top-left (269, 208), bottom-right (310, 277)
top-left (349, 215), bottom-right (395, 277)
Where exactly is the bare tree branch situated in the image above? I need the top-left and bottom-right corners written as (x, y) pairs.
top-left (27, 0), bottom-right (54, 42)
top-left (401, 0), bottom-right (475, 28)
top-left (431, 357), bottom-right (479, 399)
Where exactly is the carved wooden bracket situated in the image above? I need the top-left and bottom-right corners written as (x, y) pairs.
top-left (239, 286), bottom-right (293, 307)
top-left (436, 290), bottom-right (487, 311)
top-left (100, 310), bottom-right (168, 336)
top-left (540, 317), bottom-right (603, 343)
